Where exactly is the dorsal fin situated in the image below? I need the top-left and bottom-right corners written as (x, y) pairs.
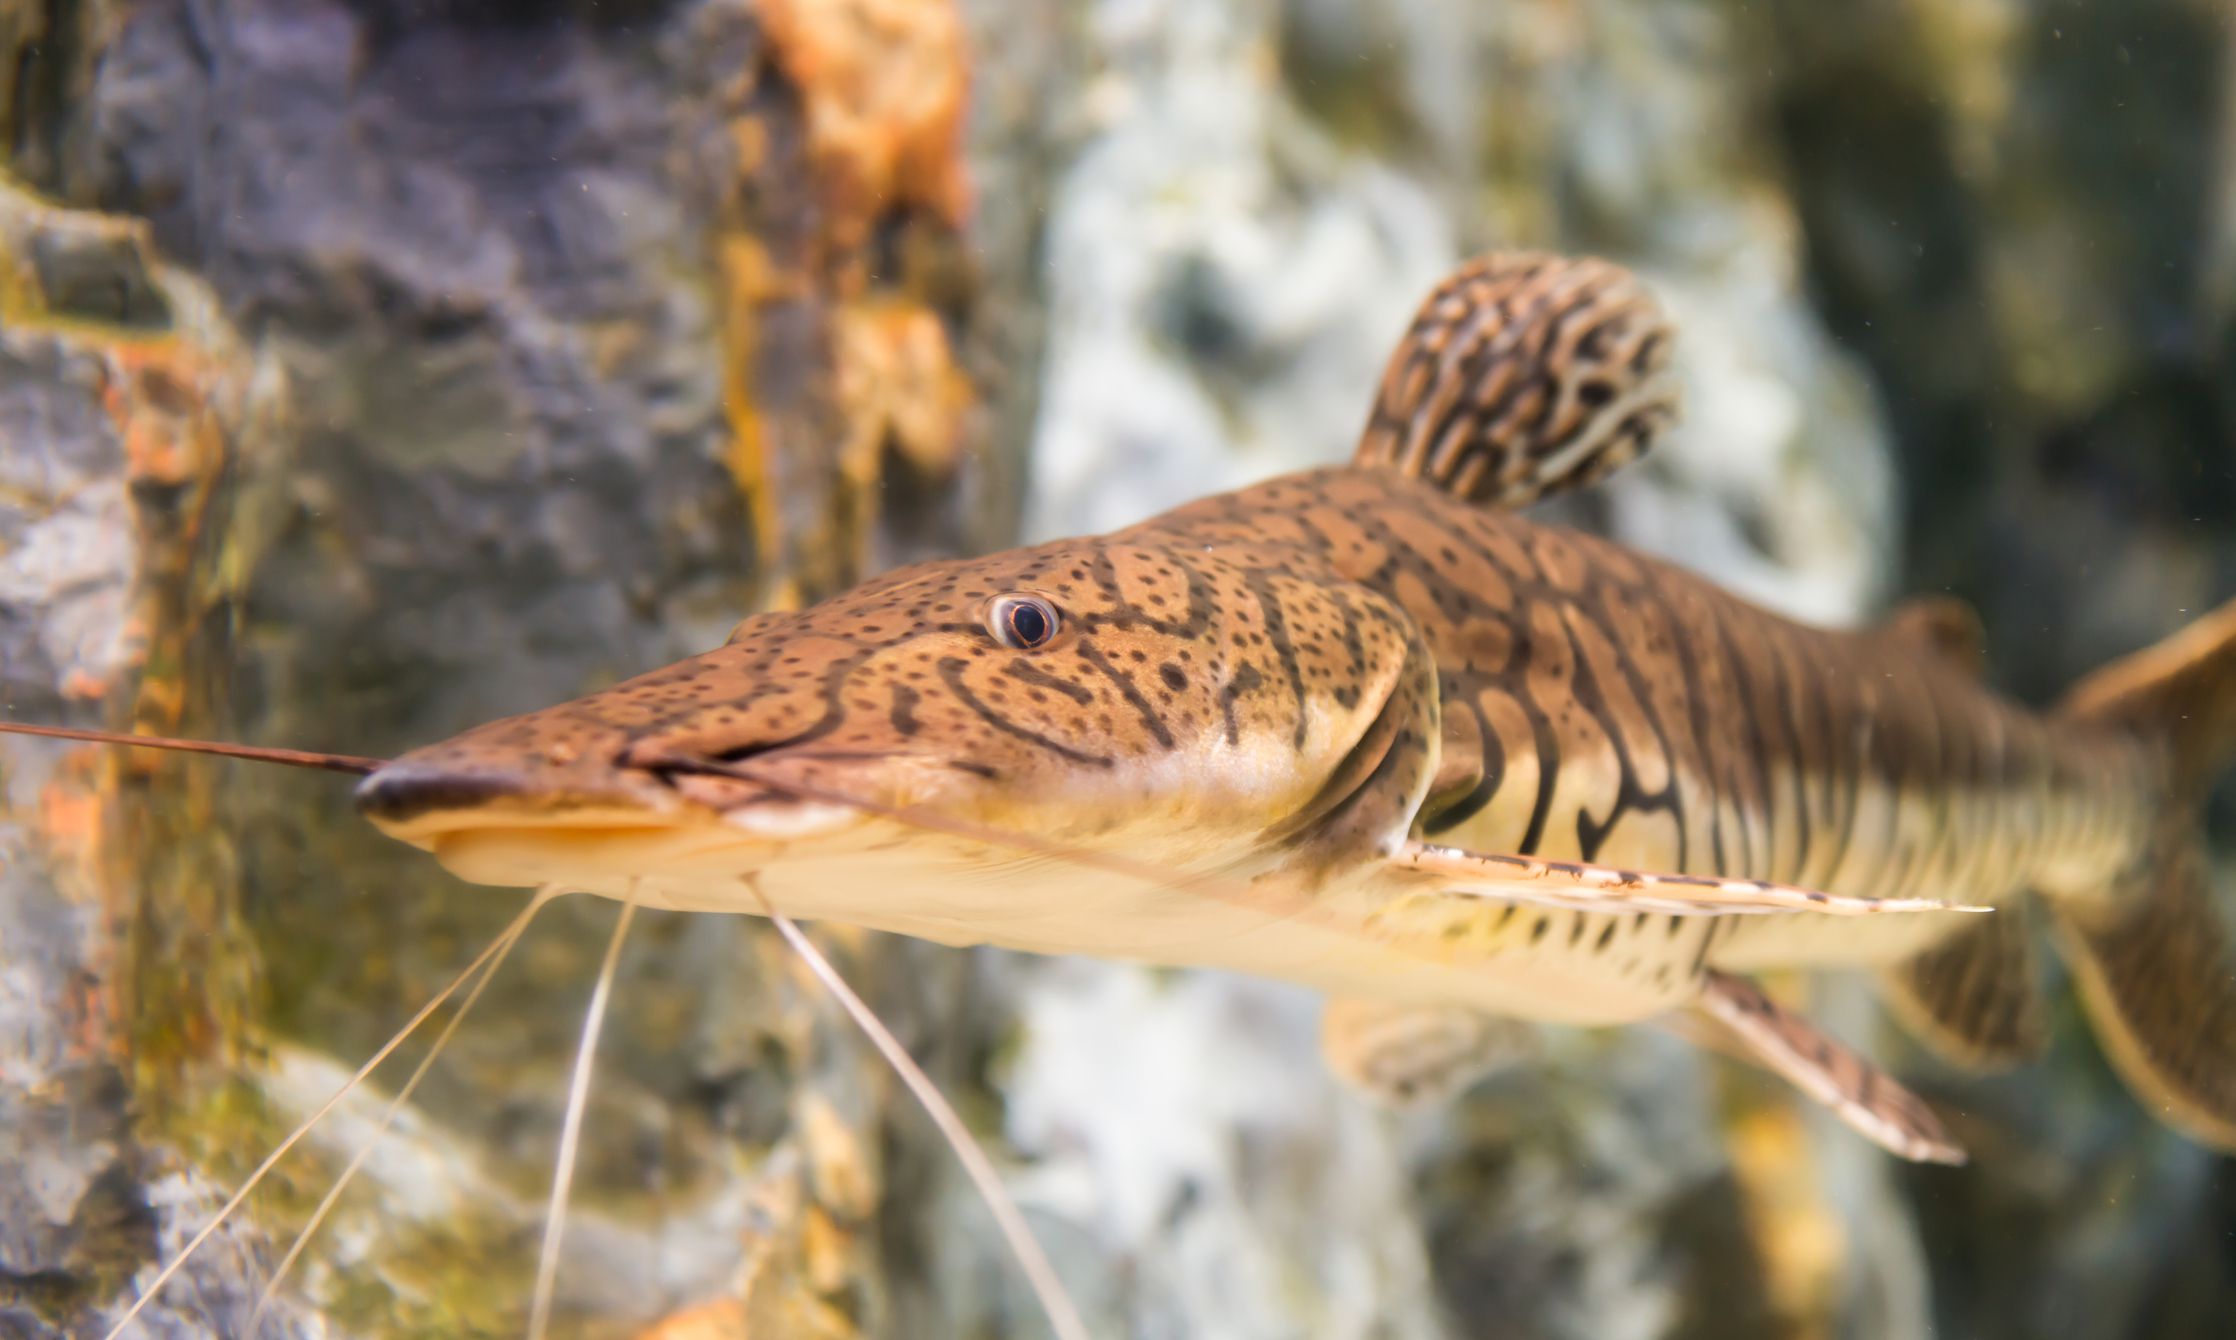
top-left (1352, 251), bottom-right (1679, 509)
top-left (1881, 594), bottom-right (1987, 675)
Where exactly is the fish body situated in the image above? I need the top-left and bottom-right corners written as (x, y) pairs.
top-left (28, 250), bottom-right (2236, 1340)
top-left (351, 252), bottom-right (2236, 1160)
top-left (368, 465), bottom-right (2153, 1026)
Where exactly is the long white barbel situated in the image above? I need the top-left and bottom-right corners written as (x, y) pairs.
top-left (525, 881), bottom-right (642, 1340)
top-left (101, 891), bottom-right (551, 1339)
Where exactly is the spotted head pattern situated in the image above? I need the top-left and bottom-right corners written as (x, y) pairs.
top-left (358, 522), bottom-right (1431, 876)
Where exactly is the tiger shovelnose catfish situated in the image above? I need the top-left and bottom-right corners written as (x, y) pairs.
top-left (27, 253), bottom-right (2236, 1180)
top-left (328, 249), bottom-right (2236, 1166)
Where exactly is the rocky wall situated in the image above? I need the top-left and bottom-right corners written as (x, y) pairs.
top-left (3, 0), bottom-right (1035, 1335)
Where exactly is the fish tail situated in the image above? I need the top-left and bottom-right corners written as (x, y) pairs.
top-left (2041, 596), bottom-right (2236, 1148)
top-left (2059, 595), bottom-right (2236, 793)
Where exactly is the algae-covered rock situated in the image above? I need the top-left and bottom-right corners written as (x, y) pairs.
top-left (5, 0), bottom-right (1025, 1334)
top-left (0, 171), bottom-right (301, 1338)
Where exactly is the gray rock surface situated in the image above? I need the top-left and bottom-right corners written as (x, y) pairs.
top-left (0, 173), bottom-right (314, 1340)
top-left (5, 1), bottom-right (1021, 1335)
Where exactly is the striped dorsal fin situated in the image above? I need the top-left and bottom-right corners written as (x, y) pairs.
top-left (1353, 251), bottom-right (1680, 509)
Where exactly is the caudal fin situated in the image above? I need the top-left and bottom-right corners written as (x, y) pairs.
top-left (2049, 829), bottom-right (2236, 1147)
top-left (2047, 596), bottom-right (2236, 1150)
top-left (2060, 596), bottom-right (2236, 792)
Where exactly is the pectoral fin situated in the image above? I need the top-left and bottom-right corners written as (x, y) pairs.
top-left (1394, 841), bottom-right (1990, 920)
top-left (1320, 995), bottom-right (1535, 1105)
top-left (1697, 971), bottom-right (1966, 1165)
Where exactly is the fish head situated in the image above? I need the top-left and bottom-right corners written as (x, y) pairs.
top-left (354, 532), bottom-right (1421, 924)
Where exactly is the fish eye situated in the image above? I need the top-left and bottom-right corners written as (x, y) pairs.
top-left (988, 594), bottom-right (1061, 650)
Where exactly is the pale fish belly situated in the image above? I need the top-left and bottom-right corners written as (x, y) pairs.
top-left (794, 855), bottom-right (1720, 1027)
top-left (745, 848), bottom-right (1714, 1025)
top-left (1300, 884), bottom-right (1723, 1024)
top-left (431, 820), bottom-right (1712, 1026)
top-left (1706, 902), bottom-right (2011, 971)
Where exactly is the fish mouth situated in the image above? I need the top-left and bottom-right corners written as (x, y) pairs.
top-left (354, 745), bottom-right (884, 890)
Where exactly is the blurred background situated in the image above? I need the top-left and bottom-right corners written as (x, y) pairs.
top-left (2, 0), bottom-right (2233, 1336)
